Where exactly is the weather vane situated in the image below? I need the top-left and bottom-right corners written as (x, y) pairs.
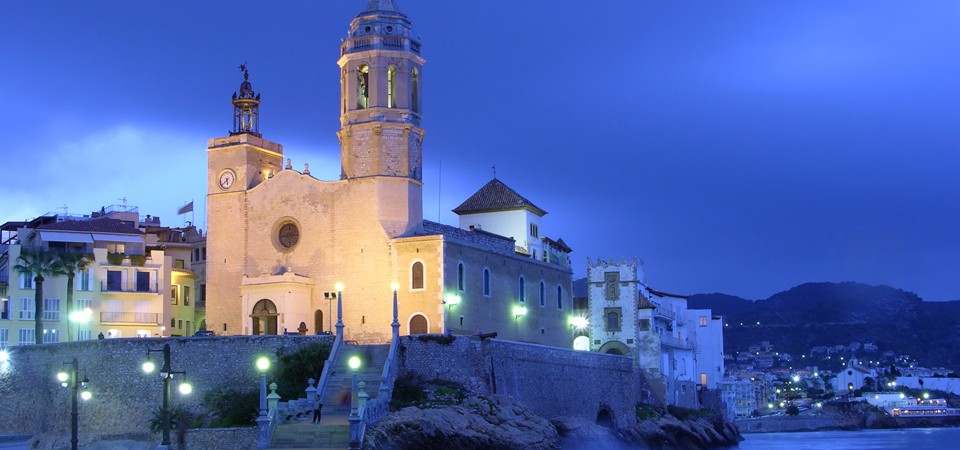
top-left (239, 62), bottom-right (248, 79)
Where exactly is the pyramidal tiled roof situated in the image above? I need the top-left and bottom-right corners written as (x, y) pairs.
top-left (452, 178), bottom-right (547, 216)
top-left (38, 217), bottom-right (143, 235)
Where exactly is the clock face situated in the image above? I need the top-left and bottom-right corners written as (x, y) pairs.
top-left (278, 223), bottom-right (300, 249)
top-left (218, 170), bottom-right (235, 190)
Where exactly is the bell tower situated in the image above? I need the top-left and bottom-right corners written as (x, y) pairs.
top-left (337, 0), bottom-right (426, 181)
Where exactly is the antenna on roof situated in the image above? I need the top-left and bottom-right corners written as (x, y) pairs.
top-left (57, 204), bottom-right (69, 216)
top-left (492, 165), bottom-right (497, 179)
top-left (118, 197), bottom-right (128, 207)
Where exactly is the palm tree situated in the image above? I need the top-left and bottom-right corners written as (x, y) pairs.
top-left (13, 247), bottom-right (57, 344)
top-left (53, 251), bottom-right (91, 342)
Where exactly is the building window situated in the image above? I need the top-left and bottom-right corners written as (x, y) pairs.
top-left (199, 284), bottom-right (206, 306)
top-left (529, 223), bottom-right (538, 238)
top-left (19, 298), bottom-right (34, 320)
top-left (193, 249), bottom-right (200, 262)
top-left (201, 247), bottom-right (207, 260)
top-left (171, 286), bottom-right (179, 305)
top-left (411, 261), bottom-right (424, 290)
top-left (43, 298), bottom-right (61, 321)
top-left (518, 276), bottom-right (526, 303)
top-left (604, 307), bottom-right (622, 332)
top-left (170, 318), bottom-right (175, 328)
top-left (357, 65), bottom-right (369, 109)
top-left (482, 268), bottom-right (491, 297)
top-left (18, 328), bottom-right (35, 346)
top-left (184, 286), bottom-right (191, 306)
top-left (79, 269), bottom-right (91, 291)
top-left (42, 329), bottom-right (59, 343)
top-left (0, 299), bottom-right (9, 320)
top-left (178, 319), bottom-right (183, 330)
top-left (387, 65), bottom-right (397, 108)
top-left (106, 270), bottom-right (122, 291)
top-left (699, 316), bottom-right (708, 326)
top-left (0, 328), bottom-right (7, 349)
top-left (604, 272), bottom-right (620, 300)
top-left (411, 68), bottom-right (420, 113)
top-left (457, 263), bottom-right (465, 292)
top-left (19, 273), bottom-right (33, 290)
top-left (174, 259), bottom-right (185, 269)
top-left (539, 281), bottom-right (546, 307)
top-left (700, 373), bottom-right (708, 385)
top-left (556, 285), bottom-right (563, 309)
top-left (136, 271), bottom-right (151, 292)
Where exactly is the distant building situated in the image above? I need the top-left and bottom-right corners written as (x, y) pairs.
top-left (834, 357), bottom-right (877, 392)
top-left (719, 379), bottom-right (757, 419)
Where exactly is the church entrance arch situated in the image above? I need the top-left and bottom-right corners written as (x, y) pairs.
top-left (409, 314), bottom-right (428, 335)
top-left (314, 310), bottom-right (324, 334)
top-left (251, 299), bottom-right (278, 335)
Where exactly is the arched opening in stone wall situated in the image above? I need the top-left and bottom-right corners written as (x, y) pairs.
top-left (596, 406), bottom-right (615, 429)
top-left (314, 310), bottom-right (324, 333)
top-left (251, 299), bottom-right (278, 335)
top-left (409, 314), bottom-right (428, 334)
top-left (598, 340), bottom-right (629, 356)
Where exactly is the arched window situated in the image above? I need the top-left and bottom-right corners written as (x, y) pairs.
top-left (539, 281), bottom-right (546, 307)
top-left (341, 68), bottom-right (347, 114)
top-left (411, 68), bottom-right (420, 113)
top-left (411, 261), bottom-right (424, 290)
top-left (387, 65), bottom-right (396, 108)
top-left (518, 276), bottom-right (526, 303)
top-left (556, 285), bottom-right (563, 309)
top-left (357, 65), bottom-right (369, 109)
top-left (482, 268), bottom-right (491, 297)
top-left (457, 262), bottom-right (465, 292)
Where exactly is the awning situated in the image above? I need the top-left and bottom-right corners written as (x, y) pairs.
top-left (91, 233), bottom-right (143, 243)
top-left (39, 231), bottom-right (94, 244)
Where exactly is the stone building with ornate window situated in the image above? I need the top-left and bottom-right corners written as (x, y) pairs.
top-left (204, 0), bottom-right (573, 346)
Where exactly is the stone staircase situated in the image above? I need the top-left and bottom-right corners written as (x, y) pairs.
top-left (268, 344), bottom-right (391, 449)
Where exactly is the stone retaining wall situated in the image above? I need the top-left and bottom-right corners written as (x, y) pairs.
top-left (0, 336), bottom-right (327, 446)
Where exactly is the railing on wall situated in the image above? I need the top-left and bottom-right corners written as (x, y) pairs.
top-left (350, 290), bottom-right (402, 449)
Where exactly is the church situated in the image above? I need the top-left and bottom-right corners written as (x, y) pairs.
top-left (205, 0), bottom-right (574, 347)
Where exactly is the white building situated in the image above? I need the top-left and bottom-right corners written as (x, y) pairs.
top-left (834, 357), bottom-right (877, 393)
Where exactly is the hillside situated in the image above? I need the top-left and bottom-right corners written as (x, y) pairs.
top-left (689, 282), bottom-right (960, 372)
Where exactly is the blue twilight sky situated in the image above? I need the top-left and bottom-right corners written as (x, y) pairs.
top-left (2, 1), bottom-right (959, 301)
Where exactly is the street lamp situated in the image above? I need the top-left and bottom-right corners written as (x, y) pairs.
top-left (69, 308), bottom-right (93, 341)
top-left (335, 282), bottom-right (344, 339)
top-left (57, 358), bottom-right (91, 450)
top-left (347, 355), bottom-right (362, 449)
top-left (256, 356), bottom-right (270, 417)
top-left (143, 344), bottom-right (191, 447)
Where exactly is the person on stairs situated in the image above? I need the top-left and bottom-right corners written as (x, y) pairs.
top-left (313, 393), bottom-right (323, 424)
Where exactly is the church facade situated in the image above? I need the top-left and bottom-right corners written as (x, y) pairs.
top-left (205, 0), bottom-right (574, 347)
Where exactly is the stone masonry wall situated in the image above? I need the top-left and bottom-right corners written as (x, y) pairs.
top-left (398, 335), bottom-right (648, 428)
top-left (0, 336), bottom-right (326, 447)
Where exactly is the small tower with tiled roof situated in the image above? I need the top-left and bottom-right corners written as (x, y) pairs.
top-left (453, 178), bottom-right (548, 259)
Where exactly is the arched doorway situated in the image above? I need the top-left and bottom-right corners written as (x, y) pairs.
top-left (409, 314), bottom-right (428, 334)
top-left (598, 340), bottom-right (629, 356)
top-left (251, 299), bottom-right (278, 335)
top-left (314, 310), bottom-right (324, 334)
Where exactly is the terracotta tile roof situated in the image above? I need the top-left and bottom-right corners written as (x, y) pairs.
top-left (38, 217), bottom-right (143, 235)
top-left (403, 221), bottom-right (516, 256)
top-left (452, 178), bottom-right (547, 216)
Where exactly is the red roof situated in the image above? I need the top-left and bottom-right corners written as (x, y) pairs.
top-left (38, 217), bottom-right (143, 235)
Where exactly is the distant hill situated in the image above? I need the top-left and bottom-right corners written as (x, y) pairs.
top-left (689, 282), bottom-right (960, 372)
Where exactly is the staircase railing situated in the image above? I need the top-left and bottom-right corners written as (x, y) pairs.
top-left (350, 289), bottom-right (402, 449)
top-left (316, 330), bottom-right (344, 404)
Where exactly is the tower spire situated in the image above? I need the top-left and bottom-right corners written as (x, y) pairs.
top-left (231, 63), bottom-right (262, 137)
top-left (364, 0), bottom-right (399, 13)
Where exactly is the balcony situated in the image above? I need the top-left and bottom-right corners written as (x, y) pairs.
top-left (660, 334), bottom-right (695, 350)
top-left (100, 311), bottom-right (159, 324)
top-left (101, 281), bottom-right (158, 293)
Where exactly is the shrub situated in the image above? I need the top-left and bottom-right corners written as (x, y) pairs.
top-left (786, 405), bottom-right (800, 416)
top-left (129, 254), bottom-right (147, 266)
top-left (636, 403), bottom-right (661, 420)
top-left (203, 387), bottom-right (259, 427)
top-left (416, 334), bottom-right (456, 345)
top-left (150, 404), bottom-right (194, 432)
top-left (106, 252), bottom-right (125, 265)
top-left (275, 342), bottom-right (331, 400)
top-left (390, 373), bottom-right (428, 411)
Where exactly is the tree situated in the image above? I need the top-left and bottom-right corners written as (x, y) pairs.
top-left (53, 252), bottom-right (91, 342)
top-left (13, 247), bottom-right (57, 344)
top-left (786, 405), bottom-right (800, 416)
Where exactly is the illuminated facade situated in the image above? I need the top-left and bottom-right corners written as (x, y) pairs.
top-left (204, 0), bottom-right (573, 345)
top-left (0, 206), bottom-right (198, 347)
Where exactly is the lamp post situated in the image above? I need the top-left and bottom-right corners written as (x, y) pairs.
top-left (57, 358), bottom-right (91, 450)
top-left (391, 283), bottom-right (400, 340)
top-left (143, 343), bottom-right (191, 448)
top-left (255, 356), bottom-right (272, 448)
top-left (347, 355), bottom-right (362, 449)
top-left (335, 282), bottom-right (344, 339)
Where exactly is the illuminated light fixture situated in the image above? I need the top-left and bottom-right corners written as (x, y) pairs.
top-left (513, 305), bottom-right (527, 319)
top-left (179, 380), bottom-right (193, 395)
top-left (569, 316), bottom-right (589, 330)
top-left (348, 355), bottom-right (362, 370)
top-left (924, 393), bottom-right (930, 399)
top-left (142, 358), bottom-right (156, 374)
top-left (80, 389), bottom-right (93, 401)
top-left (391, 282), bottom-right (399, 291)
top-left (792, 375), bottom-right (800, 382)
top-left (335, 282), bottom-right (344, 292)
top-left (57, 371), bottom-right (70, 387)
top-left (256, 356), bottom-right (271, 373)
top-left (443, 293), bottom-right (461, 306)
top-left (0, 350), bottom-right (9, 363)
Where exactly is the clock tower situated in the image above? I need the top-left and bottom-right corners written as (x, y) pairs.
top-left (206, 67), bottom-right (283, 334)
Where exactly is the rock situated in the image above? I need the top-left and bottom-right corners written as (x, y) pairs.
top-left (363, 395), bottom-right (560, 450)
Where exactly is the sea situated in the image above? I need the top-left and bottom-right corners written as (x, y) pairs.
top-left (736, 427), bottom-right (960, 450)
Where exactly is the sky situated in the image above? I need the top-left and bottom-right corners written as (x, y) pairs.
top-left (3, 1), bottom-right (959, 301)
